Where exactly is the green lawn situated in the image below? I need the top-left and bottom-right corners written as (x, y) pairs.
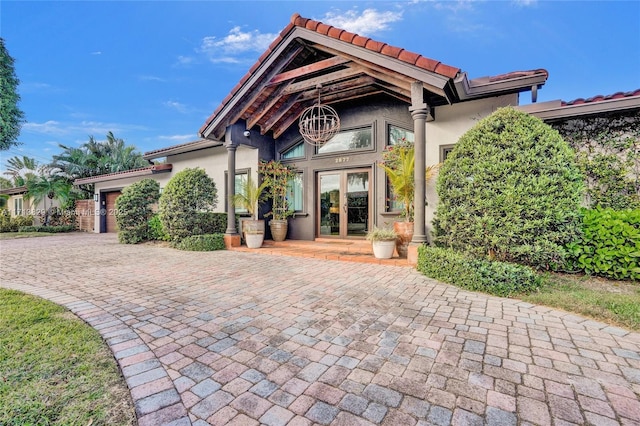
top-left (0, 289), bottom-right (135, 426)
top-left (522, 273), bottom-right (640, 332)
top-left (0, 232), bottom-right (55, 240)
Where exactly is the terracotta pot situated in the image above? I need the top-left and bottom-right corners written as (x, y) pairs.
top-left (393, 221), bottom-right (414, 258)
top-left (270, 219), bottom-right (288, 242)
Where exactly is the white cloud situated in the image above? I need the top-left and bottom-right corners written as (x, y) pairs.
top-left (432, 0), bottom-right (475, 13)
top-left (163, 101), bottom-right (189, 114)
top-left (199, 26), bottom-right (277, 64)
top-left (174, 55), bottom-right (195, 67)
top-left (513, 0), bottom-right (537, 6)
top-left (91, 51), bottom-right (102, 55)
top-left (139, 75), bottom-right (166, 82)
top-left (22, 120), bottom-right (65, 135)
top-left (22, 120), bottom-right (147, 137)
top-left (320, 8), bottom-right (403, 36)
top-left (158, 134), bottom-right (195, 142)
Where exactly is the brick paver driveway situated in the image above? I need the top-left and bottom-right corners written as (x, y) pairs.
top-left (1, 233), bottom-right (639, 426)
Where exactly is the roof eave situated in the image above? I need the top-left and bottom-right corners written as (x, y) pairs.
top-left (521, 96), bottom-right (640, 121)
top-left (73, 164), bottom-right (173, 186)
top-left (144, 140), bottom-right (224, 160)
top-left (455, 72), bottom-right (548, 101)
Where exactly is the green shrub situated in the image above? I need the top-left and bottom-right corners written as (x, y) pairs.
top-left (17, 225), bottom-right (75, 233)
top-left (434, 107), bottom-right (584, 269)
top-left (175, 233), bottom-right (225, 251)
top-left (158, 168), bottom-right (217, 242)
top-left (198, 212), bottom-right (232, 234)
top-left (148, 214), bottom-right (170, 241)
top-left (0, 210), bottom-right (34, 232)
top-left (565, 208), bottom-right (640, 280)
top-left (115, 179), bottom-right (160, 244)
top-left (43, 206), bottom-right (76, 227)
top-left (417, 245), bottom-right (542, 297)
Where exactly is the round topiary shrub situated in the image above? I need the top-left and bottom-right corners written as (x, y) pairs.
top-left (434, 107), bottom-right (584, 269)
top-left (158, 168), bottom-right (217, 241)
top-left (115, 178), bottom-right (160, 244)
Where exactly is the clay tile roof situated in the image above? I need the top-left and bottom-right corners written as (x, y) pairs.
top-left (488, 69), bottom-right (549, 82)
top-left (562, 88), bottom-right (640, 106)
top-left (200, 12), bottom-right (461, 136)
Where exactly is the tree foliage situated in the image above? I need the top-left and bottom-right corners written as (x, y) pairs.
top-left (3, 155), bottom-right (40, 187)
top-left (115, 178), bottom-right (160, 244)
top-left (51, 132), bottom-right (149, 197)
top-left (434, 107), bottom-right (584, 269)
top-left (158, 168), bottom-right (217, 241)
top-left (25, 173), bottom-right (72, 226)
top-left (0, 38), bottom-right (25, 151)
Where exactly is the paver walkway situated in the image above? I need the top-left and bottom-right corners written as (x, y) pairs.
top-left (1, 233), bottom-right (639, 426)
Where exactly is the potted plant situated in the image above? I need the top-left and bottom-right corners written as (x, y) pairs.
top-left (379, 139), bottom-right (439, 258)
top-left (258, 160), bottom-right (297, 242)
top-left (366, 226), bottom-right (398, 259)
top-left (232, 174), bottom-right (268, 248)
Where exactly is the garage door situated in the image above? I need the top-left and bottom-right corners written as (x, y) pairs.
top-left (105, 191), bottom-right (121, 233)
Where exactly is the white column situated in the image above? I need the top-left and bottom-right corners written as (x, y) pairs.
top-left (225, 144), bottom-right (238, 235)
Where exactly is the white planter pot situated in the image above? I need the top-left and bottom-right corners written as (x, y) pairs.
top-left (372, 240), bottom-right (396, 259)
top-left (245, 233), bottom-right (264, 249)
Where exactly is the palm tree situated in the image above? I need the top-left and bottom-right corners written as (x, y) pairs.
top-left (3, 155), bottom-right (40, 187)
top-left (26, 172), bottom-right (72, 226)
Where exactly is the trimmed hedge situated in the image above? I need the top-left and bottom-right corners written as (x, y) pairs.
top-left (115, 179), bottom-right (160, 244)
top-left (434, 107), bottom-right (584, 269)
top-left (565, 208), bottom-right (640, 280)
top-left (417, 245), bottom-right (543, 297)
top-left (175, 233), bottom-right (226, 251)
top-left (148, 214), bottom-right (171, 241)
top-left (158, 168), bottom-right (218, 242)
top-left (17, 225), bottom-right (75, 233)
top-left (0, 210), bottom-right (33, 232)
top-left (198, 212), bottom-right (235, 234)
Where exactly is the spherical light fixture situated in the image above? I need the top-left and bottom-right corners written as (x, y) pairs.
top-left (298, 85), bottom-right (340, 146)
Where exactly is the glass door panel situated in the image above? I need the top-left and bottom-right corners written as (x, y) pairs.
top-left (319, 173), bottom-right (340, 236)
top-left (346, 172), bottom-right (369, 237)
top-left (318, 169), bottom-right (370, 238)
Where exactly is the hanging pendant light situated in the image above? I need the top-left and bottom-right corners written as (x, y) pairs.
top-left (298, 84), bottom-right (340, 146)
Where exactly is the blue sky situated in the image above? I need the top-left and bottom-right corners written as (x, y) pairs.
top-left (1, 0), bottom-right (639, 170)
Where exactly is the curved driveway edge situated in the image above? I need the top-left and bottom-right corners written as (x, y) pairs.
top-left (1, 233), bottom-right (639, 426)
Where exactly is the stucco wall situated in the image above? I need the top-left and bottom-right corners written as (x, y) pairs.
top-left (91, 145), bottom-right (259, 233)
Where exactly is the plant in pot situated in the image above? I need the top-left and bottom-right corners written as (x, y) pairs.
top-left (366, 226), bottom-right (398, 259)
top-left (258, 160), bottom-right (297, 242)
top-left (379, 139), bottom-right (439, 258)
top-left (232, 174), bottom-right (268, 248)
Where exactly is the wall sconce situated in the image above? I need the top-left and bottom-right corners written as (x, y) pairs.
top-left (243, 130), bottom-right (251, 137)
top-left (159, 187), bottom-right (164, 194)
top-left (93, 193), bottom-right (99, 202)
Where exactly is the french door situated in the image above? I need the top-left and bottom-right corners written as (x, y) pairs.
top-left (318, 168), bottom-right (371, 238)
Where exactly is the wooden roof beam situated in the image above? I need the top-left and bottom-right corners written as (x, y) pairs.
top-left (268, 56), bottom-right (350, 86)
top-left (281, 67), bottom-right (364, 96)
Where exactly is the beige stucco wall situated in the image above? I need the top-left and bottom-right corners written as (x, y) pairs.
top-left (91, 144), bottom-right (259, 232)
top-left (424, 93), bottom-right (519, 232)
top-left (5, 194), bottom-right (59, 226)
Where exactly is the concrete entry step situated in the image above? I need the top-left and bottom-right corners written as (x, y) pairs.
top-left (229, 238), bottom-right (412, 267)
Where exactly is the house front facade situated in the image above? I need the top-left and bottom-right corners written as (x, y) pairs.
top-left (79, 13), bottom-right (637, 241)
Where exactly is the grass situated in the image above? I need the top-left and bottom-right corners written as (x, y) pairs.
top-left (0, 289), bottom-right (136, 426)
top-left (521, 273), bottom-right (640, 332)
top-left (0, 232), bottom-right (55, 240)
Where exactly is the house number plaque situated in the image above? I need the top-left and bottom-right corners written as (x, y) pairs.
top-left (335, 156), bottom-right (350, 163)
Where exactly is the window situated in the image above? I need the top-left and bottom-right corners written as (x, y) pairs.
top-left (286, 172), bottom-right (303, 212)
top-left (317, 128), bottom-right (372, 154)
top-left (14, 197), bottom-right (23, 216)
top-left (440, 144), bottom-right (455, 162)
top-left (225, 169), bottom-right (250, 214)
top-left (281, 141), bottom-right (305, 159)
top-left (388, 124), bottom-right (415, 145)
top-left (386, 125), bottom-right (414, 212)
